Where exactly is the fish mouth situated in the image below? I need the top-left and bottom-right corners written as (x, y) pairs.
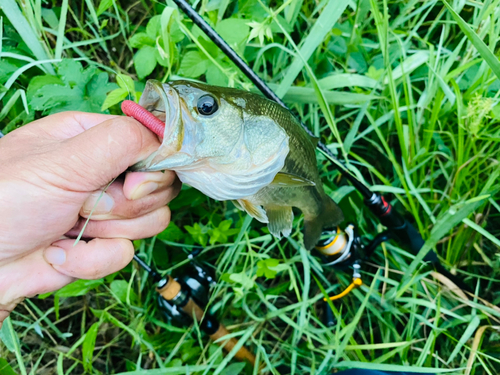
top-left (131, 80), bottom-right (185, 171)
top-left (139, 80), bottom-right (181, 138)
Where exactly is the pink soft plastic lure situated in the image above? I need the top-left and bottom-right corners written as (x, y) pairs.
top-left (121, 100), bottom-right (165, 137)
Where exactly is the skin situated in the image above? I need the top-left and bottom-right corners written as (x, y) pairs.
top-left (0, 112), bottom-right (181, 328)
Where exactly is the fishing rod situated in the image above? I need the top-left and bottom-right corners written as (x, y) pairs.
top-left (170, 0), bottom-right (472, 294)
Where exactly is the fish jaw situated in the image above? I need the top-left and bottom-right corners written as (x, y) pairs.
top-left (131, 81), bottom-right (191, 171)
top-left (131, 80), bottom-right (291, 202)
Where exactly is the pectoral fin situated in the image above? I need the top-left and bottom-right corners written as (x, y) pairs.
top-left (271, 172), bottom-right (316, 187)
top-left (236, 199), bottom-right (269, 223)
top-left (265, 205), bottom-right (294, 239)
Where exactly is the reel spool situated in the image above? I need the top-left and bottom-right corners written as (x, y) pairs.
top-left (315, 224), bottom-right (361, 268)
top-left (315, 224), bottom-right (364, 326)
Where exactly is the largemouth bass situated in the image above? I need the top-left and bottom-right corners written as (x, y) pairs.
top-left (130, 80), bottom-right (344, 249)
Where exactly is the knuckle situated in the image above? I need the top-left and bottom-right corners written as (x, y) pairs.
top-left (127, 199), bottom-right (157, 218)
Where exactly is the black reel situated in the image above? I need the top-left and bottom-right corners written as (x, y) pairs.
top-left (156, 250), bottom-right (216, 325)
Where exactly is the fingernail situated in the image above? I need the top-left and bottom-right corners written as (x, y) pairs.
top-left (44, 247), bottom-right (66, 265)
top-left (130, 181), bottom-right (159, 200)
top-left (82, 191), bottom-right (114, 215)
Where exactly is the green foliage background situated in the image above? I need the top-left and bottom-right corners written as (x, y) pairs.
top-left (1, 0), bottom-right (500, 374)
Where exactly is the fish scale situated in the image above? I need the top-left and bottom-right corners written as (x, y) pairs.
top-left (132, 80), bottom-right (344, 249)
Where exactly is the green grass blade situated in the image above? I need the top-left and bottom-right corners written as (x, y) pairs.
top-left (54, 0), bottom-right (69, 59)
top-left (447, 315), bottom-right (481, 364)
top-left (275, 0), bottom-right (349, 98)
top-left (442, 0), bottom-right (500, 81)
top-left (335, 362), bottom-right (463, 373)
top-left (462, 218), bottom-right (500, 248)
top-left (400, 189), bottom-right (497, 294)
top-left (1, 0), bottom-right (54, 74)
top-left (2, 317), bottom-right (27, 375)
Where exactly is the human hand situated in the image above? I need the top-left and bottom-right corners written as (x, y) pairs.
top-left (0, 112), bottom-right (180, 327)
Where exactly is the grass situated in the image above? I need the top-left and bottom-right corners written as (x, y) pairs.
top-left (1, 0), bottom-right (500, 374)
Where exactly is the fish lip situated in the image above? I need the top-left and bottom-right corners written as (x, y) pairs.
top-left (131, 80), bottom-right (183, 171)
top-left (139, 80), bottom-right (181, 140)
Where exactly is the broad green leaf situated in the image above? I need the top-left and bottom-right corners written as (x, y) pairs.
top-left (157, 222), bottom-right (184, 242)
top-left (256, 258), bottom-right (280, 279)
top-left (82, 322), bottom-right (100, 373)
top-left (41, 8), bottom-right (59, 29)
top-left (178, 51), bottom-right (209, 78)
top-left (185, 222), bottom-right (209, 246)
top-left (206, 62), bottom-right (229, 86)
top-left (134, 46), bottom-right (158, 79)
top-left (247, 20), bottom-right (273, 45)
top-left (116, 74), bottom-right (135, 94)
top-left (0, 358), bottom-right (18, 375)
top-left (443, 0), bottom-right (500, 81)
top-left (29, 61), bottom-right (116, 114)
top-left (270, 15), bottom-right (293, 33)
top-left (146, 15), bottom-right (162, 39)
top-left (0, 60), bottom-right (22, 84)
top-left (101, 87), bottom-right (127, 111)
top-left (155, 48), bottom-right (170, 67)
top-left (208, 220), bottom-right (239, 244)
top-left (216, 18), bottom-right (249, 49)
top-left (129, 32), bottom-right (155, 48)
top-left (228, 272), bottom-right (255, 289)
top-left (0, 318), bottom-right (17, 352)
top-left (55, 279), bottom-right (104, 297)
top-left (27, 75), bottom-right (64, 98)
top-left (110, 280), bottom-right (137, 303)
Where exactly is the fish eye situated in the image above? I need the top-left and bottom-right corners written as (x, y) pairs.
top-left (197, 95), bottom-right (218, 116)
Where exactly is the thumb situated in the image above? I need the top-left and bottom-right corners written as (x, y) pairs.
top-left (56, 117), bottom-right (160, 191)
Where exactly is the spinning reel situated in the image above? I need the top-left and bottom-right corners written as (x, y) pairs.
top-left (156, 254), bottom-right (215, 326)
top-left (134, 252), bottom-right (256, 365)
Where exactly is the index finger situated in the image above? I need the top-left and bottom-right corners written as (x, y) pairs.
top-left (28, 111), bottom-right (122, 140)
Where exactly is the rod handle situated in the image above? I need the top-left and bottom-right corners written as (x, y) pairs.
top-left (210, 324), bottom-right (256, 365)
